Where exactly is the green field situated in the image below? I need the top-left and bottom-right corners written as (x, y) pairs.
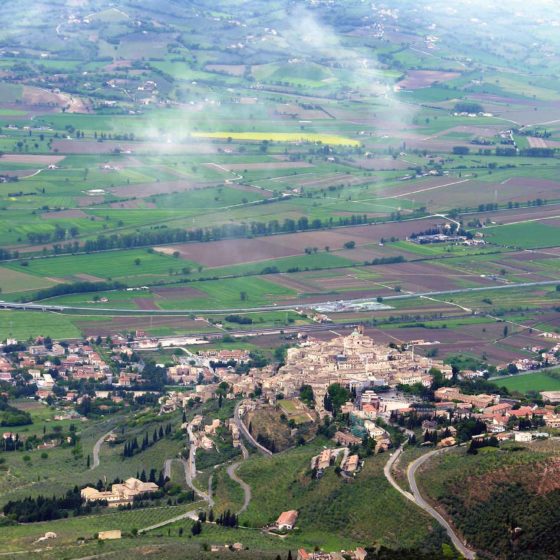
top-left (484, 222), bottom-right (560, 249)
top-left (490, 370), bottom-right (560, 393)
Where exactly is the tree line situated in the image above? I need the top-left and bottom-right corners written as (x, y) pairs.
top-left (19, 212), bottom-right (378, 261)
top-left (3, 487), bottom-right (88, 522)
top-left (122, 423), bottom-right (172, 458)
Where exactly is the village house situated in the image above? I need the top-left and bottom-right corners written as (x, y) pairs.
top-left (275, 510), bottom-right (298, 531)
top-left (333, 431), bottom-right (362, 447)
top-left (434, 387), bottom-right (497, 409)
top-left (341, 454), bottom-right (360, 475)
top-left (204, 418), bottom-right (221, 435)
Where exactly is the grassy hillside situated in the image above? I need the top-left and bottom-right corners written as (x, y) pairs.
top-left (237, 440), bottom-right (440, 550)
top-left (418, 441), bottom-right (560, 559)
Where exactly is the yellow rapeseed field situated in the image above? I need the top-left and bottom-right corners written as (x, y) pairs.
top-left (191, 131), bottom-right (361, 146)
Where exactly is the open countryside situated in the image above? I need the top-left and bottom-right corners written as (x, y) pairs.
top-left (0, 1), bottom-right (560, 560)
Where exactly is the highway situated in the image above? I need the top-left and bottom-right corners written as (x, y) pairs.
top-left (1, 280), bottom-right (558, 316)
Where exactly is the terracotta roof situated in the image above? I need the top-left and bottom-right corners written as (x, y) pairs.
top-left (276, 510), bottom-right (298, 527)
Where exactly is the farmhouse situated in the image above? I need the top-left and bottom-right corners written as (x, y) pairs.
top-left (333, 431), bottom-right (362, 447)
top-left (341, 454), bottom-right (360, 475)
top-left (275, 510), bottom-right (298, 531)
top-left (81, 478), bottom-right (159, 506)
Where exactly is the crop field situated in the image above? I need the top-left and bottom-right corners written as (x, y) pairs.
top-left (5, 249), bottom-right (198, 284)
top-left (483, 221), bottom-right (560, 249)
top-left (191, 131), bottom-right (362, 146)
top-left (490, 371), bottom-right (560, 393)
top-left (0, 267), bottom-right (55, 293)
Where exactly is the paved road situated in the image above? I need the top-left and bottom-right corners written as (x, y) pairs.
top-left (383, 445), bottom-right (414, 502)
top-left (234, 401), bottom-right (272, 456)
top-left (138, 502), bottom-right (203, 534)
top-left (2, 280), bottom-right (558, 316)
top-left (226, 442), bottom-right (251, 515)
top-left (90, 430), bottom-right (113, 470)
top-left (407, 449), bottom-right (477, 559)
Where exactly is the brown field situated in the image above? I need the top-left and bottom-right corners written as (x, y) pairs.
top-left (527, 137), bottom-right (548, 148)
top-left (444, 125), bottom-right (501, 137)
top-left (77, 195), bottom-right (104, 207)
top-left (311, 274), bottom-right (376, 291)
top-left (361, 261), bottom-right (495, 292)
top-left (2, 168), bottom-right (43, 178)
top-left (337, 245), bottom-right (412, 262)
top-left (134, 298), bottom-right (160, 310)
top-left (155, 238), bottom-right (298, 266)
top-left (266, 274), bottom-right (321, 292)
top-left (229, 183), bottom-right (274, 198)
top-left (0, 154), bottom-right (65, 165)
top-left (0, 268), bottom-right (55, 293)
top-left (109, 199), bottom-right (157, 209)
top-left (22, 86), bottom-right (66, 107)
top-left (399, 70), bottom-right (461, 89)
top-left (280, 289), bottom-right (386, 304)
top-left (376, 176), bottom-right (472, 199)
top-left (293, 173), bottom-right (368, 188)
top-left (407, 181), bottom-right (502, 209)
top-left (76, 316), bottom-right (206, 337)
top-left (151, 286), bottom-right (207, 299)
top-left (394, 176), bottom-right (560, 210)
top-left (155, 218), bottom-right (452, 267)
top-left (42, 209), bottom-right (90, 220)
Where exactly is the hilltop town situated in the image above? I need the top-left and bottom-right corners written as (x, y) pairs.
top-left (1, 0), bottom-right (560, 558)
top-left (2, 322), bottom-right (560, 559)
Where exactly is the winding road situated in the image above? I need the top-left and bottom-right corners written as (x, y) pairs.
top-left (90, 430), bottom-right (114, 470)
top-left (164, 456), bottom-right (214, 506)
top-left (385, 446), bottom-right (477, 559)
top-left (226, 441), bottom-right (251, 514)
top-left (234, 401), bottom-right (272, 456)
top-left (383, 445), bottom-right (414, 502)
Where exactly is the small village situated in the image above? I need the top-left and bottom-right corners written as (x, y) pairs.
top-left (2, 326), bottom-right (560, 559)
top-left (2, 326), bottom-right (560, 460)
